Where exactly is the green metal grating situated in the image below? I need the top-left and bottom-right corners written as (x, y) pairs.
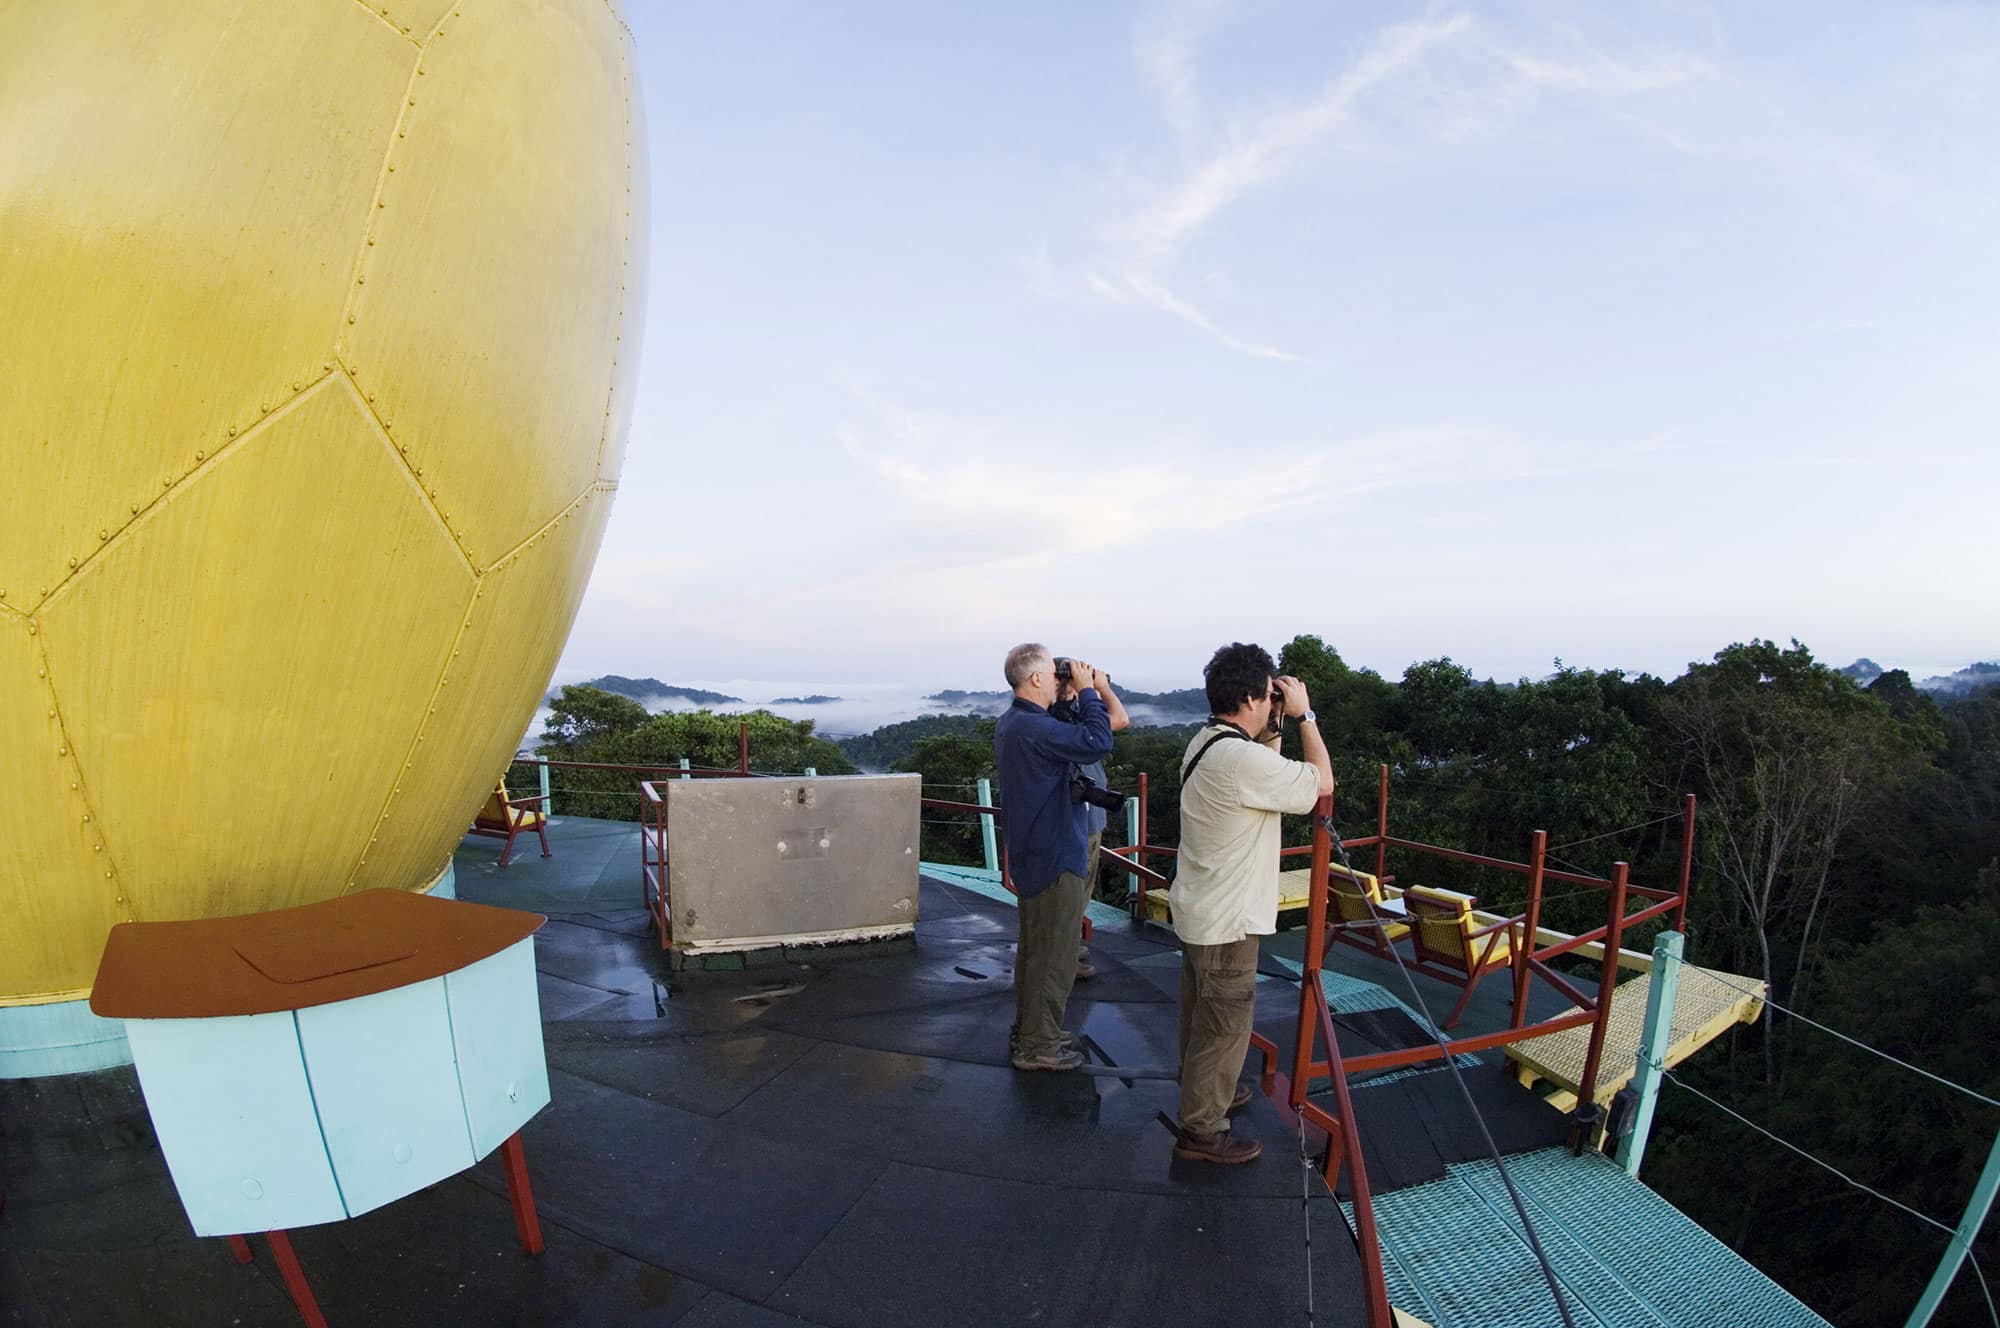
top-left (1352, 1147), bottom-right (1833, 1328)
top-left (919, 861), bottom-right (1156, 929)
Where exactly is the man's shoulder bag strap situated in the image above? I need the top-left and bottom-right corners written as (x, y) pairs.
top-left (1181, 725), bottom-right (1251, 783)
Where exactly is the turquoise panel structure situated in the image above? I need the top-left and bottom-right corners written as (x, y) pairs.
top-left (123, 1012), bottom-right (346, 1238)
top-left (0, 997), bottom-right (132, 1078)
top-left (444, 937), bottom-right (551, 1158)
top-left (296, 978), bottom-right (476, 1219)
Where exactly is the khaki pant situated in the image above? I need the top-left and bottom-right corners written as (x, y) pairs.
top-left (1013, 871), bottom-right (1087, 1058)
top-left (1177, 936), bottom-right (1259, 1135)
top-left (1077, 832), bottom-right (1101, 967)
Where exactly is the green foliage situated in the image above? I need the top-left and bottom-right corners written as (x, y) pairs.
top-left (530, 686), bottom-right (854, 819)
top-left (892, 720), bottom-right (997, 868)
top-left (837, 713), bottom-right (987, 771)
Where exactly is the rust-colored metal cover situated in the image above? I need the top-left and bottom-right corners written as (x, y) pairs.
top-left (89, 890), bottom-right (545, 1019)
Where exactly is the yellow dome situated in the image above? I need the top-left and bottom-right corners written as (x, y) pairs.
top-left (0, 0), bottom-right (646, 1004)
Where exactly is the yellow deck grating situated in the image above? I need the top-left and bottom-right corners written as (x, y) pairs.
top-left (1506, 962), bottom-right (1766, 1109)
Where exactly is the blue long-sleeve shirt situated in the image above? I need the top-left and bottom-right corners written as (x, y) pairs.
top-left (994, 689), bottom-right (1113, 897)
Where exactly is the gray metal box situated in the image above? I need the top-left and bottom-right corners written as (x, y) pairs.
top-left (662, 773), bottom-right (921, 954)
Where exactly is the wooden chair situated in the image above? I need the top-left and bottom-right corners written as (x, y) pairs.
top-left (470, 779), bottom-right (551, 867)
top-left (1328, 865), bottom-right (1409, 957)
top-left (1402, 885), bottom-right (1522, 1030)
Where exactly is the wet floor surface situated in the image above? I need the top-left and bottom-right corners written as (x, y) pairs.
top-left (0, 849), bottom-right (1568, 1327)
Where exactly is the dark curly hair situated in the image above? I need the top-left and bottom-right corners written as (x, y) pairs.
top-left (1203, 642), bottom-right (1276, 716)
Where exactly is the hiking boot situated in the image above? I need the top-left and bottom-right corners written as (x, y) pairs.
top-left (1075, 958), bottom-right (1097, 981)
top-left (1012, 1045), bottom-right (1085, 1072)
top-left (1174, 1128), bottom-right (1262, 1164)
top-left (1227, 1081), bottom-right (1255, 1115)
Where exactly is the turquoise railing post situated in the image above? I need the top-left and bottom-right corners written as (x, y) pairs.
top-left (1124, 794), bottom-right (1139, 849)
top-left (678, 757), bottom-right (690, 781)
top-left (976, 777), bottom-right (999, 873)
top-left (1906, 1128), bottom-right (2000, 1327)
top-left (537, 759), bottom-right (551, 815)
top-left (1617, 930), bottom-right (1684, 1176)
top-left (804, 767), bottom-right (816, 777)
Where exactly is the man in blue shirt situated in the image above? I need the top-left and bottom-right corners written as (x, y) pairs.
top-left (993, 642), bottom-right (1113, 1071)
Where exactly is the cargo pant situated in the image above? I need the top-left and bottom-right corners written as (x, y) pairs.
top-left (1177, 936), bottom-right (1259, 1135)
top-left (1013, 871), bottom-right (1087, 1059)
top-left (1077, 832), bottom-right (1101, 970)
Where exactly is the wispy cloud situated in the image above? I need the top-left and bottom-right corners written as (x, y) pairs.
top-left (839, 415), bottom-right (1493, 553)
top-left (1127, 14), bottom-right (1474, 263)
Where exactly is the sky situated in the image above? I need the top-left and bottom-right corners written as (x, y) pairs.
top-left (559, 0), bottom-right (2000, 695)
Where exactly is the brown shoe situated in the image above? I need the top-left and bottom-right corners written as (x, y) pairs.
top-left (1012, 1045), bottom-right (1084, 1072)
top-left (1174, 1129), bottom-right (1262, 1164)
top-left (1227, 1081), bottom-right (1255, 1115)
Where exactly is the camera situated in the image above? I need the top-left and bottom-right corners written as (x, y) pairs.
top-left (1070, 774), bottom-right (1127, 813)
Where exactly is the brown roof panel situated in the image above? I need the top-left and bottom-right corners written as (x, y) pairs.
top-left (89, 890), bottom-right (545, 1019)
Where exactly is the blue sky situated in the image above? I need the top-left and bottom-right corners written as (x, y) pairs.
top-left (560, 0), bottom-right (2000, 693)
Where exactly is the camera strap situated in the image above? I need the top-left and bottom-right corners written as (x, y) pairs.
top-left (1180, 721), bottom-right (1253, 783)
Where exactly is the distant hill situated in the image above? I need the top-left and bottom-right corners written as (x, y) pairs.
top-left (1838, 659), bottom-right (1999, 696)
top-left (1120, 686), bottom-right (1208, 718)
top-left (1916, 662), bottom-right (2000, 696)
top-left (925, 689), bottom-right (1008, 713)
top-left (1839, 658), bottom-right (1885, 686)
top-left (554, 675), bottom-right (743, 706)
top-left (771, 694), bottom-right (841, 704)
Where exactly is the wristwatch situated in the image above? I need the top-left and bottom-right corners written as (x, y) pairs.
top-left (1300, 709), bottom-right (1316, 724)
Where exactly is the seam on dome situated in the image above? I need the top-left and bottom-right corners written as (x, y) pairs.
top-left (345, 0), bottom-right (423, 47)
top-left (34, 372), bottom-right (339, 617)
top-left (340, 582), bottom-right (483, 893)
top-left (334, 370), bottom-right (479, 577)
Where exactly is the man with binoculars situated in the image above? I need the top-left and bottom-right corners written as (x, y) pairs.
top-left (1171, 642), bottom-right (1334, 1163)
top-left (994, 643), bottom-right (1116, 1072)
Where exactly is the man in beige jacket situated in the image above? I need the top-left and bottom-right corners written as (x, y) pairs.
top-left (1171, 642), bottom-right (1333, 1164)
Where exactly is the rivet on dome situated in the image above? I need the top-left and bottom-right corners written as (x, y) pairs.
top-left (228, 425), bottom-right (238, 436)
top-left (67, 558), bottom-right (77, 568)
top-left (195, 451), bottom-right (205, 462)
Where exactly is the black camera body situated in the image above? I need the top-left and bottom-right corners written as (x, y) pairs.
top-left (1070, 774), bottom-right (1127, 813)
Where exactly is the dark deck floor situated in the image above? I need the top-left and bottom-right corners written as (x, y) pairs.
top-left (1, 819), bottom-right (1577, 1327)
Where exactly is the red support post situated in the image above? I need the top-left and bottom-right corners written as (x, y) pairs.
top-left (1375, 763), bottom-right (1389, 882)
top-left (264, 1230), bottom-right (329, 1328)
top-left (227, 1234), bottom-right (254, 1264)
top-left (500, 1131), bottom-right (545, 1256)
top-left (738, 720), bottom-right (749, 775)
top-left (1674, 794), bottom-right (1696, 939)
top-left (1290, 795), bottom-right (1334, 1098)
top-left (1573, 861), bottom-right (1631, 1129)
top-left (1137, 770), bottom-right (1149, 863)
top-left (1512, 829), bottom-right (1547, 1030)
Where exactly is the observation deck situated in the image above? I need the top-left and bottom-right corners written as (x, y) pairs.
top-left (0, 812), bottom-right (1828, 1327)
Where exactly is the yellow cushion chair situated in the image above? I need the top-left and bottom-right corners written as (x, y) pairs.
top-left (1327, 865), bottom-right (1409, 957)
top-left (1402, 886), bottom-right (1522, 1030)
top-left (469, 779), bottom-right (551, 868)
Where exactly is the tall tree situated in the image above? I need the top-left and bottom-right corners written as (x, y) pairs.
top-left (1662, 640), bottom-right (1925, 1081)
